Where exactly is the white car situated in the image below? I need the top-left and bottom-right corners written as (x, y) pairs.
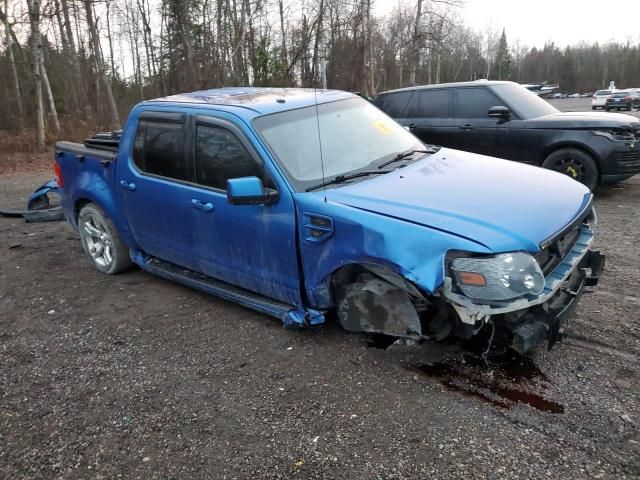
top-left (592, 89), bottom-right (614, 110)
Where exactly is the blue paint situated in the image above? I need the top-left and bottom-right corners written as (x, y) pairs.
top-left (54, 87), bottom-right (594, 328)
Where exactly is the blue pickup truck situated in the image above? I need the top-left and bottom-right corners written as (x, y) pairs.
top-left (54, 88), bottom-right (604, 354)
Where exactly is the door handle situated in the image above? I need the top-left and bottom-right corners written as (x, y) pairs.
top-left (119, 180), bottom-right (136, 191)
top-left (458, 124), bottom-right (473, 130)
top-left (191, 199), bottom-right (214, 212)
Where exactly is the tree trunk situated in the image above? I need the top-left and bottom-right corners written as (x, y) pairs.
top-left (105, 0), bottom-right (117, 79)
top-left (41, 56), bottom-right (61, 133)
top-left (278, 0), bottom-right (288, 82)
top-left (27, 0), bottom-right (45, 150)
top-left (311, 0), bottom-right (324, 87)
top-left (60, 0), bottom-right (84, 108)
top-left (83, 0), bottom-right (120, 128)
top-left (3, 0), bottom-right (24, 129)
top-left (409, 0), bottom-right (422, 86)
top-left (216, 0), bottom-right (226, 85)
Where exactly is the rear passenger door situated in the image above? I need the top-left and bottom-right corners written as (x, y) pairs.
top-left (402, 89), bottom-right (456, 146)
top-left (185, 114), bottom-right (302, 305)
top-left (118, 111), bottom-right (201, 271)
top-left (453, 87), bottom-right (508, 157)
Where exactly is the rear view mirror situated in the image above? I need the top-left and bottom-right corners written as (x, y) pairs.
top-left (226, 177), bottom-right (278, 206)
top-left (488, 105), bottom-right (511, 119)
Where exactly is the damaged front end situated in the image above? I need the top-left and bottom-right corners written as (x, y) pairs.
top-left (443, 213), bottom-right (604, 354)
top-left (335, 208), bottom-right (604, 355)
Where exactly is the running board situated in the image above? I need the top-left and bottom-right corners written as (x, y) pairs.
top-left (131, 252), bottom-right (324, 327)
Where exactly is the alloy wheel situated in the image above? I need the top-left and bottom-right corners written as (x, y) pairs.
top-left (82, 214), bottom-right (114, 268)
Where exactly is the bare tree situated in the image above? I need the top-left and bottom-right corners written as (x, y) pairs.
top-left (83, 0), bottom-right (120, 127)
top-left (2, 0), bottom-right (24, 129)
top-left (26, 0), bottom-right (45, 149)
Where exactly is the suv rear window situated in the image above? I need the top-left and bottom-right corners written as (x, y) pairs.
top-left (595, 90), bottom-right (612, 95)
top-left (375, 91), bottom-right (413, 117)
top-left (405, 89), bottom-right (450, 118)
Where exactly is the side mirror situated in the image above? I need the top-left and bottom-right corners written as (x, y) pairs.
top-left (488, 105), bottom-right (511, 119)
top-left (226, 177), bottom-right (278, 206)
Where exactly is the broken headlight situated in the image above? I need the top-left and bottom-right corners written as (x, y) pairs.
top-left (592, 128), bottom-right (636, 142)
top-left (450, 252), bottom-right (545, 302)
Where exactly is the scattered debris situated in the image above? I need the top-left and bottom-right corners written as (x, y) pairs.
top-left (0, 178), bottom-right (63, 223)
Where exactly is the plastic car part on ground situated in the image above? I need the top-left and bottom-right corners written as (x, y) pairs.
top-left (0, 178), bottom-right (63, 222)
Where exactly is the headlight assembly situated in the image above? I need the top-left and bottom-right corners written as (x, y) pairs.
top-left (451, 252), bottom-right (545, 302)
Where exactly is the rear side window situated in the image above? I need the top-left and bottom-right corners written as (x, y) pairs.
top-left (375, 91), bottom-right (413, 117)
top-left (405, 89), bottom-right (450, 118)
top-left (455, 88), bottom-right (503, 118)
top-left (195, 124), bottom-right (263, 190)
top-left (133, 119), bottom-right (192, 181)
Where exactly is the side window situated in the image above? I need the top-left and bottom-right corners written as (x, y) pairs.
top-left (406, 89), bottom-right (450, 118)
top-left (195, 124), bottom-right (264, 190)
top-left (455, 87), bottom-right (503, 118)
top-left (133, 119), bottom-right (192, 182)
top-left (376, 91), bottom-right (413, 117)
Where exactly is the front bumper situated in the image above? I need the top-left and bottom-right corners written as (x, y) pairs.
top-left (598, 128), bottom-right (640, 182)
top-left (510, 250), bottom-right (604, 353)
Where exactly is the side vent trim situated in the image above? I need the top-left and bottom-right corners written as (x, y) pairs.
top-left (303, 213), bottom-right (334, 243)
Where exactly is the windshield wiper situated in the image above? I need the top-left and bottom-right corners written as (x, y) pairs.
top-left (305, 170), bottom-right (393, 192)
top-left (378, 147), bottom-right (440, 169)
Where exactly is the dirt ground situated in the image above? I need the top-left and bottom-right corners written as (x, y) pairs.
top-left (1, 158), bottom-right (639, 479)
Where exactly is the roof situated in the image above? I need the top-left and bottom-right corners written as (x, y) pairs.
top-left (143, 87), bottom-right (355, 116)
top-left (377, 80), bottom-right (517, 96)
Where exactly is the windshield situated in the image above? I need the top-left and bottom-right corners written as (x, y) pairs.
top-left (490, 83), bottom-right (558, 119)
top-left (253, 97), bottom-right (423, 191)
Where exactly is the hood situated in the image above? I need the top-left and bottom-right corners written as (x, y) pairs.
top-left (525, 111), bottom-right (640, 130)
top-left (324, 148), bottom-right (592, 253)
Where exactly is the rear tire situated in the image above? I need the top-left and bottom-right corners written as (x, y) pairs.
top-left (78, 204), bottom-right (132, 274)
top-left (542, 148), bottom-right (599, 191)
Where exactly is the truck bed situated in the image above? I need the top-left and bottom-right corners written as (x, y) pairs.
top-left (55, 141), bottom-right (117, 163)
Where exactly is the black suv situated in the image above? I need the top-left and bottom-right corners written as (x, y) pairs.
top-left (375, 81), bottom-right (640, 190)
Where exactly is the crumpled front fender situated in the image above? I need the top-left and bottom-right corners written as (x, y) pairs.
top-left (293, 193), bottom-right (492, 309)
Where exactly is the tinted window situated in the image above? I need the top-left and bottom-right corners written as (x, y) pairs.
top-left (490, 83), bottom-right (558, 119)
top-left (375, 91), bottom-right (413, 117)
top-left (406, 89), bottom-right (450, 118)
top-left (595, 90), bottom-right (611, 95)
top-left (455, 87), bottom-right (504, 118)
top-left (195, 124), bottom-right (263, 190)
top-left (133, 119), bottom-right (192, 181)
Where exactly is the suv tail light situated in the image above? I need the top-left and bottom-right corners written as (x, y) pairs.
top-left (53, 162), bottom-right (64, 188)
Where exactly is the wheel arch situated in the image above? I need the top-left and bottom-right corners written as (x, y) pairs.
top-left (321, 261), bottom-right (427, 309)
top-left (540, 142), bottom-right (600, 168)
top-left (72, 193), bottom-right (134, 248)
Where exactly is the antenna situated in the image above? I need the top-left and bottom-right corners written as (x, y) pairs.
top-left (313, 86), bottom-right (327, 202)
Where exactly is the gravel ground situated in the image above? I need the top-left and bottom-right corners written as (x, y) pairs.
top-left (1, 145), bottom-right (640, 478)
